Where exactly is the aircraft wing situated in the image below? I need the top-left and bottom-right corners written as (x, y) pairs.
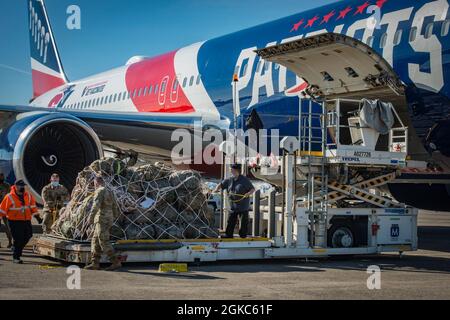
top-left (0, 104), bottom-right (219, 202)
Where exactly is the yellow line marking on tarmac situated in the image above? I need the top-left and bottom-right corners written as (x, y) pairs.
top-left (39, 265), bottom-right (64, 270)
top-left (159, 263), bottom-right (188, 273)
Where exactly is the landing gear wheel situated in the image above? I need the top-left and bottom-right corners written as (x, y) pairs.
top-left (328, 224), bottom-right (355, 248)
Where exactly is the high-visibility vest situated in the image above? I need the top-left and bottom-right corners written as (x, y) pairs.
top-left (0, 186), bottom-right (38, 221)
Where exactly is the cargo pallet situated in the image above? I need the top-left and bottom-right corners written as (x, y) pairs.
top-left (35, 206), bottom-right (417, 264)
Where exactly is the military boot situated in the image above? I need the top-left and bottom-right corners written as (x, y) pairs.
top-left (105, 256), bottom-right (122, 271)
top-left (85, 258), bottom-right (101, 270)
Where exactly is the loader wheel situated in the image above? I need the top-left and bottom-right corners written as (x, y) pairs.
top-left (328, 224), bottom-right (355, 248)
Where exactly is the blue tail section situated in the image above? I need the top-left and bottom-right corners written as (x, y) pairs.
top-left (28, 0), bottom-right (67, 98)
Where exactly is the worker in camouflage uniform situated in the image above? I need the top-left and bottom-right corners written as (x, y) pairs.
top-left (41, 174), bottom-right (70, 234)
top-left (85, 175), bottom-right (122, 271)
top-left (0, 173), bottom-right (13, 249)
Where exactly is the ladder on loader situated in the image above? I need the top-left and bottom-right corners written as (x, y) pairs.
top-left (297, 99), bottom-right (329, 248)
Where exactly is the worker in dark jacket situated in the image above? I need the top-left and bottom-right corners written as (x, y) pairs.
top-left (214, 164), bottom-right (255, 239)
top-left (0, 180), bottom-right (39, 264)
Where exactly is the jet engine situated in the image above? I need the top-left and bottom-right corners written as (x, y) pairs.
top-left (0, 112), bottom-right (103, 203)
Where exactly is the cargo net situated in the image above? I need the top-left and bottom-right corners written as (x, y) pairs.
top-left (52, 158), bottom-right (219, 241)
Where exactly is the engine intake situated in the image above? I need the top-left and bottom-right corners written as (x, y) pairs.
top-left (0, 112), bottom-right (103, 203)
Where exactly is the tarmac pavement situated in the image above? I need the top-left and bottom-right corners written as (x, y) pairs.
top-left (0, 211), bottom-right (449, 300)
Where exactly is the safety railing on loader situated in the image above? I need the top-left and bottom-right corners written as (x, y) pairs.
top-left (325, 98), bottom-right (408, 167)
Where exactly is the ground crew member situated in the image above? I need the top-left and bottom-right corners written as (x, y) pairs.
top-left (0, 173), bottom-right (13, 249)
top-left (41, 173), bottom-right (70, 234)
top-left (85, 175), bottom-right (122, 271)
top-left (0, 180), bottom-right (38, 264)
top-left (214, 164), bottom-right (255, 239)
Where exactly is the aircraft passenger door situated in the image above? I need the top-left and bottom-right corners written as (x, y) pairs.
top-left (158, 76), bottom-right (169, 106)
top-left (170, 77), bottom-right (179, 104)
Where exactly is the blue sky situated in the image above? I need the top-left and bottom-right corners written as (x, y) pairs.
top-left (0, 0), bottom-right (334, 105)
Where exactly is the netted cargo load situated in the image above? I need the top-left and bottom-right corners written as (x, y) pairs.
top-left (52, 158), bottom-right (219, 241)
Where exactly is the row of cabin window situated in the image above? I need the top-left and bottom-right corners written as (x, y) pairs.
top-left (370, 19), bottom-right (450, 49)
top-left (66, 91), bottom-right (131, 109)
top-left (128, 75), bottom-right (202, 99)
top-left (235, 60), bottom-right (272, 79)
top-left (65, 74), bottom-right (202, 109)
top-left (65, 80), bottom-right (173, 109)
top-left (182, 74), bottom-right (202, 88)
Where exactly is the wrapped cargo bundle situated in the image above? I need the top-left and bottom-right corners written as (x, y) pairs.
top-left (52, 158), bottom-right (218, 241)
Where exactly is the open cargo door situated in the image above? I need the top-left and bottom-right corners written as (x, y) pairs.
top-left (255, 33), bottom-right (404, 99)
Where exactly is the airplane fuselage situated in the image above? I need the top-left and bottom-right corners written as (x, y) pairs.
top-left (30, 0), bottom-right (449, 151)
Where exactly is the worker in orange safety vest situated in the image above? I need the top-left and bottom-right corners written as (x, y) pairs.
top-left (0, 180), bottom-right (39, 264)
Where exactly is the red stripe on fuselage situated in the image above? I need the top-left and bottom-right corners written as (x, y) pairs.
top-left (286, 81), bottom-right (308, 95)
top-left (125, 51), bottom-right (195, 113)
top-left (32, 69), bottom-right (66, 98)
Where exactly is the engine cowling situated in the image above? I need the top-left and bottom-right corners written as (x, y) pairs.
top-left (0, 112), bottom-right (103, 203)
